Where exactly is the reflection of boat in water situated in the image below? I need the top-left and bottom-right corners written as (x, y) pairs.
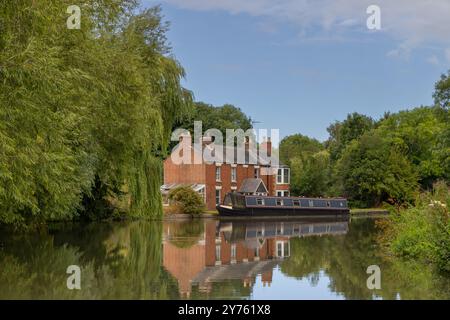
top-left (220, 218), bottom-right (349, 244)
top-left (217, 192), bottom-right (350, 217)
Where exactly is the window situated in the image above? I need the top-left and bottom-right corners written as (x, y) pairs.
top-left (256, 198), bottom-right (264, 205)
top-left (308, 200), bottom-right (314, 207)
top-left (254, 247), bottom-right (260, 257)
top-left (276, 224), bottom-right (283, 235)
top-left (215, 189), bottom-right (221, 205)
top-left (215, 166), bottom-right (221, 181)
top-left (231, 244), bottom-right (237, 259)
top-left (231, 167), bottom-right (237, 182)
top-left (277, 242), bottom-right (282, 257)
top-left (276, 199), bottom-right (283, 206)
top-left (293, 200), bottom-right (300, 206)
top-left (326, 201), bottom-right (331, 207)
top-left (256, 228), bottom-right (263, 237)
top-left (277, 190), bottom-right (289, 197)
top-left (276, 241), bottom-right (290, 258)
top-left (215, 244), bottom-right (221, 262)
top-left (277, 168), bottom-right (290, 184)
top-left (254, 168), bottom-right (259, 178)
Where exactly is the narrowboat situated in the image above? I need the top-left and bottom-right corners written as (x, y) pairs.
top-left (217, 192), bottom-right (350, 217)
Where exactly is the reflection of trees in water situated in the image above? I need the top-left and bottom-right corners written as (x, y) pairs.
top-left (190, 280), bottom-right (252, 300)
top-left (166, 220), bottom-right (204, 248)
top-left (1, 219), bottom-right (449, 299)
top-left (0, 221), bottom-right (179, 299)
top-left (280, 218), bottom-right (450, 299)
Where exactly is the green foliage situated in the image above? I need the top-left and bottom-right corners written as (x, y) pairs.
top-left (168, 185), bottom-right (205, 215)
top-left (167, 220), bottom-right (205, 248)
top-left (289, 150), bottom-right (330, 197)
top-left (279, 134), bottom-right (327, 196)
top-left (173, 102), bottom-right (252, 140)
top-left (326, 112), bottom-right (375, 161)
top-left (375, 107), bottom-right (449, 187)
top-left (385, 181), bottom-right (450, 273)
top-left (335, 131), bottom-right (418, 207)
top-left (283, 103), bottom-right (448, 207)
top-left (279, 134), bottom-right (323, 164)
top-left (434, 70), bottom-right (450, 110)
top-left (0, 1), bottom-right (193, 225)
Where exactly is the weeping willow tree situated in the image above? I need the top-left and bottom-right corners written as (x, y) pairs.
top-left (0, 0), bottom-right (192, 225)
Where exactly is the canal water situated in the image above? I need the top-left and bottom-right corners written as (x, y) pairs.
top-left (1, 217), bottom-right (449, 299)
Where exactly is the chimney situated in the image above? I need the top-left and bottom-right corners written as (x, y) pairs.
top-left (260, 137), bottom-right (272, 157)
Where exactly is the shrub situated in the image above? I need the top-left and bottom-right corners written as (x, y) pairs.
top-left (384, 181), bottom-right (450, 273)
top-left (168, 186), bottom-right (205, 215)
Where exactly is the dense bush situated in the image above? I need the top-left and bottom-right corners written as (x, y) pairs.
top-left (383, 181), bottom-right (450, 273)
top-left (168, 186), bottom-right (205, 215)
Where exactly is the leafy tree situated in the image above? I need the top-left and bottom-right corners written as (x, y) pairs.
top-left (289, 150), bottom-right (330, 197)
top-left (279, 134), bottom-right (326, 196)
top-left (375, 106), bottom-right (448, 188)
top-left (326, 112), bottom-right (374, 161)
top-left (335, 131), bottom-right (418, 207)
top-left (173, 102), bottom-right (252, 137)
top-left (279, 134), bottom-right (323, 164)
top-left (0, 1), bottom-right (192, 225)
top-left (168, 185), bottom-right (205, 215)
top-left (433, 70), bottom-right (450, 109)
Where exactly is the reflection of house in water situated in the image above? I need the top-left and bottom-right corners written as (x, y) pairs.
top-left (162, 218), bottom-right (348, 298)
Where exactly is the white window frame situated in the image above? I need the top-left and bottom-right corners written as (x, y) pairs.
top-left (277, 168), bottom-right (290, 184)
top-left (231, 167), bottom-right (237, 182)
top-left (276, 190), bottom-right (290, 197)
top-left (276, 241), bottom-right (290, 258)
top-left (215, 244), bottom-right (221, 264)
top-left (231, 244), bottom-right (237, 259)
top-left (215, 166), bottom-right (221, 182)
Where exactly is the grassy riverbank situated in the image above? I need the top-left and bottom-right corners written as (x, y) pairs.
top-left (379, 182), bottom-right (450, 274)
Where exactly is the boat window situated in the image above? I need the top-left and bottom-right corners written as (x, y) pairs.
top-left (276, 199), bottom-right (283, 206)
top-left (256, 198), bottom-right (264, 205)
top-left (293, 200), bottom-right (300, 206)
top-left (308, 200), bottom-right (314, 207)
top-left (340, 202), bottom-right (344, 207)
top-left (326, 201), bottom-right (331, 207)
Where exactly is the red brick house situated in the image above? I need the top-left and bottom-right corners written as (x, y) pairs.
top-left (162, 135), bottom-right (290, 211)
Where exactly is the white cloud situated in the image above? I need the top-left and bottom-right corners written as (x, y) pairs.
top-left (154, 0), bottom-right (450, 57)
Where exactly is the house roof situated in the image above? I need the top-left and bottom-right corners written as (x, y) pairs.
top-left (171, 141), bottom-right (286, 167)
top-left (238, 178), bottom-right (268, 194)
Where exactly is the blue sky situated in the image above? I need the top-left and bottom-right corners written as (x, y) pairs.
top-left (143, 0), bottom-right (450, 141)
